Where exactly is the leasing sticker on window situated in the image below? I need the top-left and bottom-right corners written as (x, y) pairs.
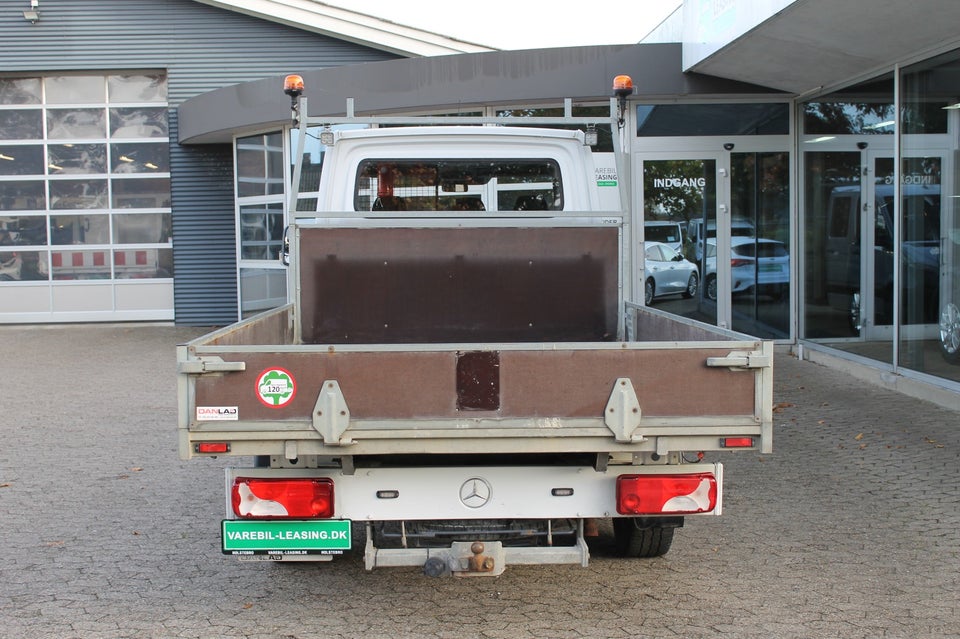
top-left (596, 167), bottom-right (618, 186)
top-left (256, 368), bottom-right (297, 408)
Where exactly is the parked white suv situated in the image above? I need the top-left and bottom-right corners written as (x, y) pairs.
top-left (687, 218), bottom-right (755, 262)
top-left (703, 237), bottom-right (789, 302)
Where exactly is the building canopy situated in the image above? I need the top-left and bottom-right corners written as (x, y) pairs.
top-left (179, 43), bottom-right (782, 144)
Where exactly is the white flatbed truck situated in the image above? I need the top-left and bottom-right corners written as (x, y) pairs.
top-left (177, 75), bottom-right (773, 576)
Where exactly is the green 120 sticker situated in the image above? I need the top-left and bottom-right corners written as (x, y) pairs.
top-left (256, 368), bottom-right (297, 408)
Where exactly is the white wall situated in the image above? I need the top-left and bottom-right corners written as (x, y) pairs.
top-left (680, 0), bottom-right (797, 71)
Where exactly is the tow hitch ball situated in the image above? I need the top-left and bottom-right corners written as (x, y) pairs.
top-left (423, 542), bottom-right (495, 577)
top-left (467, 542), bottom-right (495, 572)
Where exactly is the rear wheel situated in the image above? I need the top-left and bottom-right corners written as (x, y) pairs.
top-left (613, 517), bottom-right (679, 558)
top-left (644, 278), bottom-right (655, 305)
top-left (940, 302), bottom-right (960, 364)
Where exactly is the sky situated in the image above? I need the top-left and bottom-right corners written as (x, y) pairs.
top-left (324, 1), bottom-right (683, 50)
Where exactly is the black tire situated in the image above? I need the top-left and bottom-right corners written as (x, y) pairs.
top-left (682, 272), bottom-right (698, 299)
top-left (644, 278), bottom-right (655, 305)
top-left (613, 518), bottom-right (677, 558)
top-left (704, 274), bottom-right (717, 301)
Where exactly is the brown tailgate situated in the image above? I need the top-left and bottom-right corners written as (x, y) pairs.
top-left (193, 347), bottom-right (755, 422)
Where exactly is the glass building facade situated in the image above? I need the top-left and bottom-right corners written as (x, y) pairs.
top-left (230, 53), bottom-right (960, 394)
top-left (801, 54), bottom-right (960, 388)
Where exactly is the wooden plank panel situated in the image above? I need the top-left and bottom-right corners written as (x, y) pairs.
top-left (298, 226), bottom-right (619, 344)
top-left (499, 349), bottom-right (754, 417)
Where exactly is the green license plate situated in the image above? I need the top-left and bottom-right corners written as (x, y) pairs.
top-left (222, 519), bottom-right (352, 555)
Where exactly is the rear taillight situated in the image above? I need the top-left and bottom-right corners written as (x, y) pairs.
top-left (231, 478), bottom-right (334, 519)
top-left (730, 258), bottom-right (752, 267)
top-left (721, 437), bottom-right (755, 448)
top-left (196, 442), bottom-right (229, 454)
top-left (616, 473), bottom-right (717, 515)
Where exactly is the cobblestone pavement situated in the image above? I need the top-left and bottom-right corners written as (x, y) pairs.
top-left (0, 325), bottom-right (958, 639)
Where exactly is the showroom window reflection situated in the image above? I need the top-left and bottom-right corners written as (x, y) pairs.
top-left (801, 60), bottom-right (960, 387)
top-left (900, 51), bottom-right (960, 383)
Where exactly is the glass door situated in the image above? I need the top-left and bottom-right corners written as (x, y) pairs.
top-left (638, 150), bottom-right (791, 339)
top-left (860, 154), bottom-right (896, 344)
top-left (898, 154), bottom-right (945, 369)
top-left (804, 150), bottom-right (944, 366)
top-left (803, 150), bottom-right (863, 341)
top-left (862, 154), bottom-right (943, 341)
top-left (637, 155), bottom-right (719, 327)
top-left (729, 151), bottom-right (791, 339)
top-left (802, 151), bottom-right (894, 363)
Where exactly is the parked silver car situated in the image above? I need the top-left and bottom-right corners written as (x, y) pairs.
top-left (644, 241), bottom-right (699, 305)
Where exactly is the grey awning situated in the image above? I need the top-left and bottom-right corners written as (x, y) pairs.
top-left (178, 43), bottom-right (782, 144)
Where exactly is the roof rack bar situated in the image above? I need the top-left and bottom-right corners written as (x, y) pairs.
top-left (295, 97), bottom-right (620, 128)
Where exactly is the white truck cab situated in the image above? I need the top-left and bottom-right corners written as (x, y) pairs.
top-left (317, 126), bottom-right (603, 214)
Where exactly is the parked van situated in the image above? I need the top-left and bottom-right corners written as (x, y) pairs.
top-left (644, 220), bottom-right (684, 253)
top-left (824, 183), bottom-right (940, 331)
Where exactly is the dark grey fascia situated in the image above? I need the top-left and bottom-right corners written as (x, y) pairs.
top-left (178, 43), bottom-right (784, 144)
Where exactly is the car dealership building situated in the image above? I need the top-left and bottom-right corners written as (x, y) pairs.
top-left (1, 0), bottom-right (958, 405)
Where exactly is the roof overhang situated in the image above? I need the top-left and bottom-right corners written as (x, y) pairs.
top-left (685, 0), bottom-right (960, 94)
top-left (179, 43), bottom-right (784, 144)
top-left (190, 0), bottom-right (493, 57)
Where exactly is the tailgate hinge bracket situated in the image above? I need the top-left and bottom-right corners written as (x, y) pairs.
top-left (312, 380), bottom-right (353, 446)
top-left (706, 350), bottom-right (771, 370)
top-left (178, 357), bottom-right (246, 374)
top-left (604, 377), bottom-right (643, 443)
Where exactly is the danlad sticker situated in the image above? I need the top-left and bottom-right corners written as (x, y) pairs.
top-left (196, 406), bottom-right (239, 421)
top-left (255, 367), bottom-right (297, 408)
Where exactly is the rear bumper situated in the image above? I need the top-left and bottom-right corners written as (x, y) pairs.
top-left (225, 463), bottom-right (724, 521)
top-left (224, 463), bottom-right (722, 572)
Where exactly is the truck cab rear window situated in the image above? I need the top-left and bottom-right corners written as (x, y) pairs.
top-left (355, 159), bottom-right (562, 213)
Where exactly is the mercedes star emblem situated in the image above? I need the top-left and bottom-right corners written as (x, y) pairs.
top-left (459, 477), bottom-right (492, 508)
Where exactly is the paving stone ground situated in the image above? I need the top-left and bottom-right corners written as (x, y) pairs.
top-left (0, 325), bottom-right (957, 639)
